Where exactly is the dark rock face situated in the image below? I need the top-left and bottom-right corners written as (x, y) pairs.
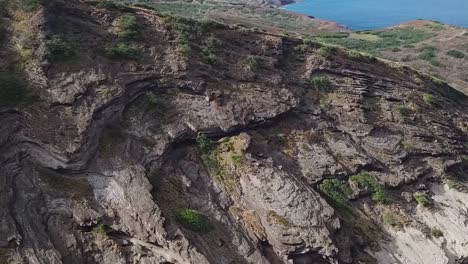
top-left (0, 1), bottom-right (467, 264)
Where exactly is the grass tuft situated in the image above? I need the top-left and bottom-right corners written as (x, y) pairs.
top-left (176, 208), bottom-right (211, 233)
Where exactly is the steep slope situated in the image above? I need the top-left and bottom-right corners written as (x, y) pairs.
top-left (0, 1), bottom-right (467, 264)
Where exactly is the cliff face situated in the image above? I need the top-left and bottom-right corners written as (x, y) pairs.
top-left (0, 1), bottom-right (467, 264)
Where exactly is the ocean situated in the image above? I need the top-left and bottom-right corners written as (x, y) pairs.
top-left (284, 0), bottom-right (468, 30)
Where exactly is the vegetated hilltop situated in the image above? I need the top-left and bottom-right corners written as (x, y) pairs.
top-left (311, 20), bottom-right (468, 94)
top-left (0, 1), bottom-right (467, 264)
top-left (104, 0), bottom-right (346, 34)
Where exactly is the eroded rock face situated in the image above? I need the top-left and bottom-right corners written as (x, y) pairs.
top-left (0, 1), bottom-right (467, 264)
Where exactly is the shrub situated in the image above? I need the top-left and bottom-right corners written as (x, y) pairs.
top-left (201, 37), bottom-right (221, 65)
top-left (176, 209), bottom-right (211, 233)
top-left (431, 228), bottom-right (444, 238)
top-left (0, 71), bottom-right (33, 107)
top-left (104, 43), bottom-right (140, 60)
top-left (350, 171), bottom-right (387, 203)
top-left (419, 50), bottom-right (435, 60)
top-left (308, 76), bottom-right (333, 91)
top-left (446, 49), bottom-right (465, 59)
top-left (372, 188), bottom-right (387, 203)
top-left (196, 134), bottom-right (213, 154)
top-left (46, 35), bottom-right (74, 61)
top-left (413, 192), bottom-right (431, 207)
top-left (418, 46), bottom-right (438, 62)
top-left (117, 15), bottom-right (140, 40)
top-left (319, 179), bottom-right (352, 208)
top-left (318, 46), bottom-right (338, 58)
top-left (94, 224), bottom-right (110, 235)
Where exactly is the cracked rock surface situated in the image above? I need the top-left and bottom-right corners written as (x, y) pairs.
top-left (0, 1), bottom-right (467, 263)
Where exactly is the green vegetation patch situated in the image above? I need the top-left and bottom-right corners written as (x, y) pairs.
top-left (413, 192), bottom-right (432, 207)
top-left (197, 134), bottom-right (247, 197)
top-left (117, 15), bottom-right (140, 40)
top-left (347, 50), bottom-right (378, 63)
top-left (319, 179), bottom-right (352, 209)
top-left (196, 133), bottom-right (214, 154)
top-left (94, 223), bottom-right (111, 235)
top-left (176, 208), bottom-right (211, 233)
top-left (418, 46), bottom-right (437, 60)
top-left (47, 35), bottom-right (75, 62)
top-left (422, 94), bottom-right (437, 106)
top-left (104, 43), bottom-right (140, 60)
top-left (350, 171), bottom-right (387, 203)
top-left (315, 28), bottom-right (433, 55)
top-left (201, 36), bottom-right (222, 65)
top-left (5, 0), bottom-right (40, 11)
top-left (318, 45), bottom-right (338, 58)
top-left (349, 33), bottom-right (380, 42)
top-left (0, 71), bottom-right (34, 107)
top-left (417, 46), bottom-right (444, 67)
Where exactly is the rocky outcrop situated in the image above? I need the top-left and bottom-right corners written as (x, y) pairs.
top-left (0, 1), bottom-right (467, 264)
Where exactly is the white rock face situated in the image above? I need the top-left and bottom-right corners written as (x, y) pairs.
top-left (373, 183), bottom-right (468, 264)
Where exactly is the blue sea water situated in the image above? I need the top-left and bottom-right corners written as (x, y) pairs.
top-left (284, 0), bottom-right (468, 30)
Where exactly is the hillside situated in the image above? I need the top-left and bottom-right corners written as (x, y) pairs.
top-left (0, 1), bottom-right (468, 264)
top-left (308, 20), bottom-right (468, 94)
top-left (101, 0), bottom-right (345, 34)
